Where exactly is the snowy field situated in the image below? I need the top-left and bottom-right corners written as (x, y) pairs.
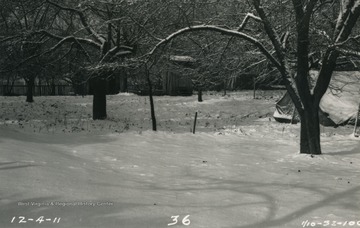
top-left (0, 91), bottom-right (359, 228)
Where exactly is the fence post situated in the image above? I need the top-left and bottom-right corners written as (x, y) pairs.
top-left (353, 103), bottom-right (360, 137)
top-left (193, 111), bottom-right (198, 134)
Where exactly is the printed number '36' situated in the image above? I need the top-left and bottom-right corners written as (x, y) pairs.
top-left (168, 215), bottom-right (190, 226)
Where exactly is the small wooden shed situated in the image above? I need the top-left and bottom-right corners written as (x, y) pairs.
top-left (162, 55), bottom-right (196, 96)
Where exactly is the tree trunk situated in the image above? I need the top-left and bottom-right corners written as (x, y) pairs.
top-left (120, 75), bottom-right (128, 92)
top-left (5, 76), bottom-right (15, 95)
top-left (51, 78), bottom-right (56, 96)
top-left (198, 89), bottom-right (203, 102)
top-left (253, 75), bottom-right (256, 99)
top-left (223, 79), bottom-right (227, 96)
top-left (39, 78), bottom-right (42, 96)
top-left (26, 77), bottom-right (35, 103)
top-left (92, 78), bottom-right (107, 120)
top-left (299, 105), bottom-right (321, 155)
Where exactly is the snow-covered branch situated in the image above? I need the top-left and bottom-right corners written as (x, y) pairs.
top-left (335, 47), bottom-right (360, 57)
top-left (148, 25), bottom-right (281, 70)
top-left (334, 0), bottom-right (360, 42)
top-left (99, 45), bottom-right (133, 64)
top-left (316, 30), bottom-right (332, 43)
top-left (333, 34), bottom-right (360, 46)
top-left (281, 31), bottom-right (290, 49)
top-left (237, 13), bottom-right (262, 31)
top-left (34, 30), bottom-right (101, 49)
top-left (334, 0), bottom-right (353, 41)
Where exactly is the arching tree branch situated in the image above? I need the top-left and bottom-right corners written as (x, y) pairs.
top-left (148, 25), bottom-right (281, 70)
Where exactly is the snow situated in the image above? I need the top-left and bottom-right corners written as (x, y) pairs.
top-left (0, 91), bottom-right (359, 228)
top-left (316, 71), bottom-right (360, 125)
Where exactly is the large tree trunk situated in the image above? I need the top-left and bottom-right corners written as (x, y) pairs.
top-left (299, 105), bottom-right (321, 155)
top-left (92, 78), bottom-right (107, 120)
top-left (26, 77), bottom-right (35, 103)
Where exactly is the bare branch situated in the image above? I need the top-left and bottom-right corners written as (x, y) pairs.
top-left (0, 35), bottom-right (22, 43)
top-left (313, 0), bottom-right (336, 13)
top-left (47, 42), bottom-right (76, 64)
top-left (2, 35), bottom-right (94, 73)
top-left (46, 0), bottom-right (105, 44)
top-left (252, 1), bottom-right (285, 61)
top-left (241, 58), bottom-right (268, 72)
top-left (127, 15), bottom-right (162, 42)
top-left (291, 0), bottom-right (305, 19)
top-left (304, 0), bottom-right (319, 20)
top-left (217, 37), bottom-right (234, 66)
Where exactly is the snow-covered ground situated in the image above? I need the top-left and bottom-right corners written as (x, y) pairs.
top-left (0, 92), bottom-right (359, 228)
